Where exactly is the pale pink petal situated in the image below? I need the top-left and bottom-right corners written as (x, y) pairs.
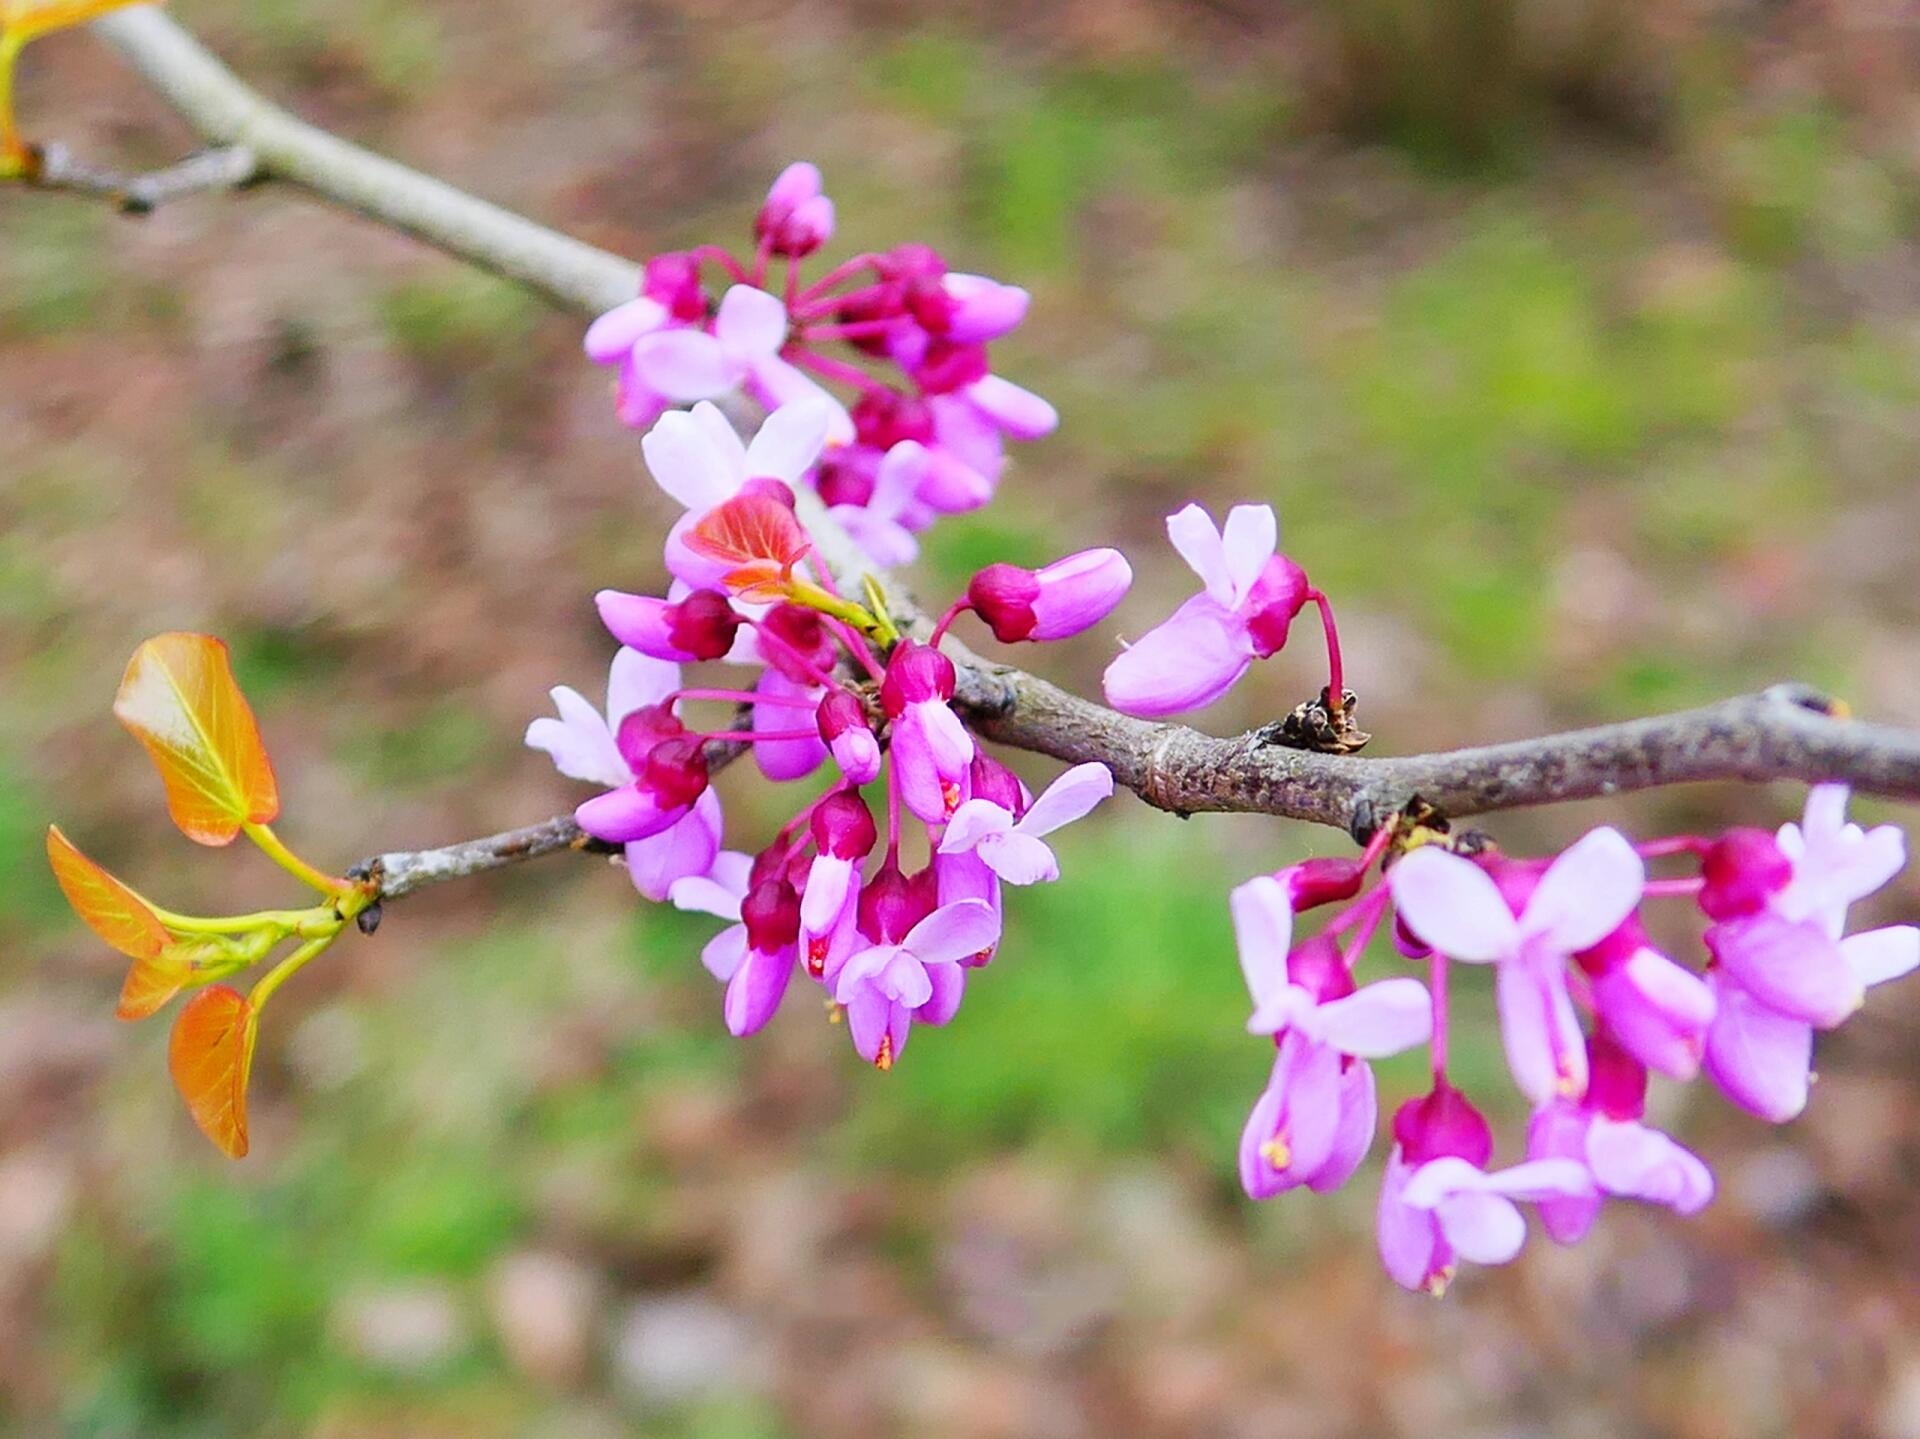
top-left (1164, 504), bottom-right (1232, 603)
top-left (1377, 1151), bottom-right (1443, 1291)
top-left (1844, 924), bottom-right (1920, 987)
top-left (700, 924), bottom-right (748, 982)
top-left (941, 273), bottom-right (1030, 343)
top-left (625, 789), bottom-right (723, 902)
top-left (962, 374), bottom-right (1057, 439)
top-left (916, 960), bottom-right (967, 1025)
top-left (642, 406), bottom-right (741, 509)
top-left (575, 786), bottom-right (682, 844)
top-left (903, 899), bottom-right (1001, 967)
top-left (1308, 1057), bottom-right (1378, 1194)
top-left (753, 668), bottom-right (827, 782)
top-left (878, 950), bottom-right (934, 1009)
top-left (1102, 593), bottom-right (1252, 718)
top-left (831, 506), bottom-right (919, 569)
top-left (1218, 504), bottom-right (1278, 608)
top-left (1526, 1104), bottom-right (1603, 1245)
top-left (843, 986), bottom-right (899, 1064)
top-left (1433, 1191), bottom-right (1527, 1266)
top-left (938, 799), bottom-right (1014, 856)
top-left (1388, 847), bottom-right (1521, 962)
top-left (978, 830), bottom-right (1058, 885)
top-left (1524, 826), bottom-right (1645, 954)
top-left (526, 687), bottom-right (626, 788)
top-left (749, 355), bottom-right (854, 444)
top-left (723, 944), bottom-right (794, 1036)
top-left (1703, 971), bottom-right (1812, 1122)
top-left (1496, 955), bottom-right (1587, 1106)
top-left (1711, 914), bottom-right (1862, 1028)
top-left (606, 646), bottom-right (682, 723)
top-left (688, 400), bottom-right (748, 479)
top-left (1016, 762), bottom-right (1114, 838)
top-left (1229, 875), bottom-right (1294, 1034)
top-left (1398, 1155), bottom-right (1487, 1209)
top-left (799, 854), bottom-right (855, 936)
top-left (744, 397), bottom-right (830, 482)
top-left (670, 870), bottom-right (745, 922)
top-left (584, 296), bottom-right (667, 362)
top-left (1477, 1157), bottom-right (1596, 1203)
top-left (1314, 978), bottom-right (1434, 1059)
top-left (633, 328), bottom-right (739, 402)
top-left (713, 284), bottom-right (788, 357)
top-left (833, 945), bottom-right (897, 1004)
top-left (1585, 1119), bottom-right (1714, 1215)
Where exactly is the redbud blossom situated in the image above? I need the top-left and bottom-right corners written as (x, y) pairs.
top-left (967, 549), bottom-right (1133, 644)
top-left (755, 162), bottom-right (834, 258)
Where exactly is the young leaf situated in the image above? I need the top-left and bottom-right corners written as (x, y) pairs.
top-left (113, 633), bottom-right (280, 846)
top-left (1, 0), bottom-right (153, 45)
top-left (168, 985), bottom-right (258, 1158)
top-left (686, 493), bottom-right (811, 600)
top-left (45, 824), bottom-right (170, 960)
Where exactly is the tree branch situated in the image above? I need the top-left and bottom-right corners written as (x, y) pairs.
top-left (70, 5), bottom-right (1920, 903)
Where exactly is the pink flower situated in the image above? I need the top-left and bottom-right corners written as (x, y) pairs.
top-left (594, 588), bottom-right (743, 664)
top-left (631, 285), bottom-right (852, 441)
top-left (815, 689), bottom-right (881, 785)
top-left (967, 549), bottom-right (1134, 644)
top-left (1376, 1083), bottom-right (1589, 1293)
top-left (835, 897), bottom-right (1000, 1069)
top-left (584, 253), bottom-right (708, 430)
top-left (1574, 915), bottom-right (1715, 1081)
top-left (1390, 828), bottom-right (1646, 1106)
top-left (881, 641), bottom-right (973, 824)
top-left (799, 792), bottom-right (877, 981)
top-left (524, 649), bottom-right (723, 899)
top-left (825, 440), bottom-right (925, 569)
top-left (938, 763), bottom-right (1113, 885)
top-left (1102, 503), bottom-right (1310, 717)
top-left (669, 854), bottom-right (799, 1036)
top-left (1230, 876), bottom-right (1430, 1199)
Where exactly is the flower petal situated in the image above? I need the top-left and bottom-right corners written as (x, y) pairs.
top-left (607, 646), bottom-right (682, 724)
top-left (903, 899), bottom-right (1001, 967)
top-left (1164, 504), bottom-right (1231, 603)
top-left (1844, 924), bottom-right (1920, 988)
top-left (1229, 875), bottom-right (1295, 1034)
top-left (744, 397), bottom-right (830, 482)
top-left (1702, 971), bottom-right (1813, 1122)
top-left (642, 406), bottom-right (741, 509)
top-left (713, 285), bottom-right (788, 357)
top-left (526, 688), bottom-right (627, 788)
top-left (633, 328), bottom-right (739, 403)
top-left (1314, 977), bottom-right (1434, 1059)
top-left (1016, 762), bottom-right (1114, 838)
top-left (1218, 504), bottom-right (1278, 608)
top-left (1101, 592), bottom-right (1252, 717)
top-left (700, 924), bottom-right (748, 982)
top-left (625, 789), bottom-right (723, 902)
top-left (978, 830), bottom-right (1058, 886)
top-left (1496, 954), bottom-right (1588, 1106)
top-left (1585, 1119), bottom-right (1714, 1215)
top-left (723, 944), bottom-right (794, 1036)
top-left (1523, 826), bottom-right (1645, 955)
top-left (584, 296), bottom-right (667, 362)
top-left (939, 800), bottom-right (1015, 856)
top-left (1433, 1191), bottom-right (1527, 1266)
top-left (1710, 914), bottom-right (1862, 1028)
top-left (1388, 847), bottom-right (1521, 962)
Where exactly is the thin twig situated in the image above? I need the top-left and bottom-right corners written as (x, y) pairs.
top-left (27, 140), bottom-right (257, 211)
top-left (61, 4), bottom-right (1920, 906)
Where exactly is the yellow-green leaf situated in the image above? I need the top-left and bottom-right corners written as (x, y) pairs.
top-left (113, 633), bottom-right (280, 846)
top-left (168, 985), bottom-right (258, 1158)
top-left (1, 0), bottom-right (153, 46)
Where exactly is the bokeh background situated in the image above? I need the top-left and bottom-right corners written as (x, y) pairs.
top-left (6, 1), bottom-right (1920, 1434)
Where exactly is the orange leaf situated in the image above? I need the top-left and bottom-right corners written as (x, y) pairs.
top-left (687, 494), bottom-right (810, 599)
top-left (46, 822), bottom-right (170, 961)
top-left (168, 985), bottom-right (258, 1158)
top-left (113, 633), bottom-right (279, 846)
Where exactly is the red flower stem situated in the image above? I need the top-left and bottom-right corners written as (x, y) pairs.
top-left (785, 255), bottom-right (801, 310)
top-left (1307, 589), bottom-right (1345, 702)
top-left (1338, 883), bottom-right (1393, 968)
top-left (1637, 835), bottom-right (1711, 859)
top-left (788, 344), bottom-right (887, 393)
top-left (794, 255), bottom-right (884, 309)
top-left (750, 233), bottom-right (775, 290)
top-left (928, 599), bottom-right (971, 649)
top-left (1430, 954), bottom-right (1450, 1080)
top-left (799, 319), bottom-right (899, 342)
top-left (1327, 877), bottom-right (1390, 938)
top-left (1642, 877), bottom-right (1706, 899)
top-left (692, 245), bottom-right (749, 284)
top-left (1358, 821), bottom-right (1395, 870)
top-left (671, 687), bottom-right (812, 709)
top-left (826, 618), bottom-right (887, 682)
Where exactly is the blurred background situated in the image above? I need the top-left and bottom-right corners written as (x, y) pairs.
top-left (5, 0), bottom-right (1920, 1434)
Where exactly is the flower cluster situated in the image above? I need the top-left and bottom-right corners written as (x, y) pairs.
top-left (532, 387), bottom-right (1131, 1066)
top-left (1228, 789), bottom-right (1917, 1293)
top-left (583, 162), bottom-right (1053, 569)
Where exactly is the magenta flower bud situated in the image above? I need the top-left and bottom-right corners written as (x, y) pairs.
top-left (614, 704), bottom-right (688, 774)
top-left (812, 790), bottom-right (878, 862)
top-left (858, 864), bottom-right (932, 946)
top-left (967, 548), bottom-right (1133, 644)
top-left (880, 640), bottom-right (957, 714)
top-left (816, 689), bottom-right (881, 783)
top-left (1284, 935), bottom-right (1356, 1004)
top-left (637, 734), bottom-right (711, 812)
top-left (1241, 554), bottom-right (1311, 659)
top-left (1584, 1032), bottom-right (1647, 1122)
top-left (754, 163), bottom-right (835, 258)
top-left (741, 876), bottom-right (802, 955)
top-left (642, 251), bottom-right (707, 322)
top-left (1700, 827), bottom-right (1793, 920)
top-left (757, 604), bottom-right (835, 681)
top-left (913, 339), bottom-right (991, 396)
top-left (1276, 857), bottom-right (1368, 913)
top-left (837, 283), bottom-right (910, 356)
top-left (852, 388), bottom-right (936, 449)
top-left (597, 589), bottom-right (742, 662)
top-left (966, 752), bottom-right (1025, 818)
top-left (815, 454), bottom-right (875, 508)
top-left (1392, 1082), bottom-right (1494, 1168)
top-left (905, 276), bottom-right (958, 333)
